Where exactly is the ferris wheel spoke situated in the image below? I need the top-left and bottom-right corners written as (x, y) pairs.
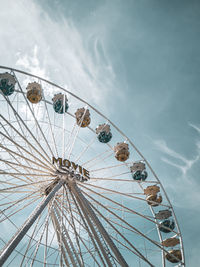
top-left (0, 121), bottom-right (34, 174)
top-left (81, 188), bottom-right (177, 257)
top-left (89, 177), bottom-right (159, 184)
top-left (90, 162), bottom-right (132, 173)
top-left (47, 214), bottom-right (64, 267)
top-left (43, 213), bottom-right (62, 266)
top-left (55, 198), bottom-right (101, 267)
top-left (57, 195), bottom-right (132, 266)
top-left (81, 192), bottom-right (158, 267)
top-left (109, 233), bottom-right (144, 257)
top-left (66, 106), bottom-right (90, 160)
top-left (14, 116), bottom-right (36, 159)
top-left (0, 172), bottom-right (55, 179)
top-left (19, 213), bottom-right (43, 267)
top-left (0, 93), bottom-right (53, 164)
top-left (0, 113), bottom-right (55, 171)
top-left (45, 237), bottom-right (60, 265)
top-left (4, 91), bottom-right (14, 125)
top-left (5, 242), bottom-right (28, 266)
top-left (0, 167), bottom-right (53, 185)
top-left (29, 215), bottom-right (52, 266)
top-left (0, 172), bottom-right (34, 185)
top-left (91, 171), bottom-right (130, 179)
top-left (0, 191), bottom-right (39, 218)
top-left (82, 185), bottom-right (179, 237)
top-left (0, 180), bottom-right (18, 187)
top-left (0, 157), bottom-right (33, 181)
top-left (53, 205), bottom-right (83, 266)
top-left (13, 72), bottom-right (55, 159)
top-left (27, 196), bottom-right (57, 267)
top-left (60, 200), bottom-right (85, 266)
top-left (0, 143), bottom-right (54, 173)
top-left (0, 237), bottom-right (47, 267)
top-left (75, 135), bottom-right (97, 163)
top-left (0, 192), bottom-right (16, 205)
top-left (16, 249), bottom-right (59, 266)
top-left (45, 237), bottom-right (56, 260)
top-left (83, 153), bottom-right (114, 171)
top-left (0, 179), bottom-right (54, 194)
top-left (62, 214), bottom-right (108, 266)
top-left (63, 120), bottom-right (77, 157)
top-left (0, 196), bottom-right (41, 226)
top-left (103, 204), bottom-right (148, 218)
top-left (0, 151), bottom-right (37, 181)
top-left (0, 159), bottom-right (51, 175)
top-left (80, 182), bottom-right (170, 208)
top-left (0, 141), bottom-right (35, 180)
top-left (66, 123), bottom-right (83, 160)
top-left (79, 183), bottom-right (159, 225)
top-left (42, 91), bottom-right (59, 158)
top-left (46, 209), bottom-right (60, 260)
top-left (109, 233), bottom-right (161, 261)
top-left (86, 152), bottom-right (115, 170)
top-left (0, 194), bottom-right (41, 226)
top-left (0, 129), bottom-right (55, 172)
top-left (0, 178), bottom-right (44, 193)
top-left (0, 190), bottom-right (38, 194)
top-left (81, 148), bottom-right (111, 167)
top-left (105, 216), bottom-right (139, 236)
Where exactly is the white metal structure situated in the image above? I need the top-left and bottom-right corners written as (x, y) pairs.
top-left (0, 66), bottom-right (185, 266)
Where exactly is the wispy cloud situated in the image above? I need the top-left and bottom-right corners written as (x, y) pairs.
top-left (16, 45), bottom-right (48, 79)
top-left (154, 139), bottom-right (199, 175)
top-left (0, 0), bottom-right (116, 112)
top-left (153, 125), bottom-right (200, 209)
top-left (189, 123), bottom-right (200, 134)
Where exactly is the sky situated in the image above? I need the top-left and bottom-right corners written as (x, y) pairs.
top-left (0, 0), bottom-right (200, 266)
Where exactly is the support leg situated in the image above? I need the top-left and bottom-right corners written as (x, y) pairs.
top-left (0, 179), bottom-right (64, 266)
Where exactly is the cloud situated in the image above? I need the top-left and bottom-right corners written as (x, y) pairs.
top-left (153, 126), bottom-right (200, 210)
top-left (16, 45), bottom-right (48, 79)
top-left (0, 0), bottom-right (116, 112)
top-left (154, 139), bottom-right (199, 175)
top-left (189, 123), bottom-right (200, 134)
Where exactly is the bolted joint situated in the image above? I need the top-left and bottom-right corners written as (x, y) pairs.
top-left (44, 177), bottom-right (61, 196)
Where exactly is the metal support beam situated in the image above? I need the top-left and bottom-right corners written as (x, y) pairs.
top-left (71, 189), bottom-right (113, 266)
top-left (51, 209), bottom-right (76, 267)
top-left (0, 179), bottom-right (64, 266)
top-left (70, 183), bottom-right (129, 267)
top-left (52, 206), bottom-right (82, 267)
top-left (69, 190), bottom-right (107, 267)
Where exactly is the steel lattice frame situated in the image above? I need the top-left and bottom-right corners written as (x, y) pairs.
top-left (0, 66), bottom-right (185, 266)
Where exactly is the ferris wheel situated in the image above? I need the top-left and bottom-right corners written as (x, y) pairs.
top-left (0, 66), bottom-right (185, 267)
